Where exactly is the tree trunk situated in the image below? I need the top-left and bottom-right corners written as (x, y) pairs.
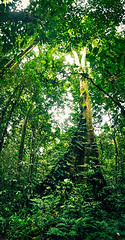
top-left (0, 86), bottom-right (24, 153)
top-left (29, 120), bottom-right (43, 181)
top-left (18, 106), bottom-right (31, 178)
top-left (112, 135), bottom-right (118, 184)
top-left (0, 84), bottom-right (20, 126)
top-left (72, 48), bottom-right (98, 160)
top-left (71, 48), bottom-right (104, 190)
top-left (29, 131), bottom-right (36, 183)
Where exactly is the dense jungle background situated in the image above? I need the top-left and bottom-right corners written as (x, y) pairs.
top-left (0, 0), bottom-right (125, 239)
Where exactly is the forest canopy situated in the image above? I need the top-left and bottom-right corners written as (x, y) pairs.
top-left (0, 0), bottom-right (125, 239)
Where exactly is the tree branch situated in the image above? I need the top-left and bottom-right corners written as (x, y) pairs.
top-left (81, 73), bottom-right (125, 117)
top-left (0, 40), bottom-right (38, 76)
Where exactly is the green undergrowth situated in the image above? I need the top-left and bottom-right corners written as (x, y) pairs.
top-left (0, 179), bottom-right (125, 240)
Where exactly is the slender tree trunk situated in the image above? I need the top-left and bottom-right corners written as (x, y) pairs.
top-left (0, 86), bottom-right (24, 153)
top-left (0, 84), bottom-right (20, 126)
top-left (29, 132), bottom-right (35, 182)
top-left (18, 106), bottom-right (31, 178)
top-left (29, 120), bottom-right (43, 181)
top-left (112, 135), bottom-right (118, 184)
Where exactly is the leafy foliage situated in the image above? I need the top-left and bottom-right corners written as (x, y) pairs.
top-left (0, 179), bottom-right (125, 239)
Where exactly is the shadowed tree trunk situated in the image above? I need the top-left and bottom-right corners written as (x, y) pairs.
top-left (0, 84), bottom-right (20, 126)
top-left (112, 134), bottom-right (118, 184)
top-left (0, 85), bottom-right (24, 153)
top-left (29, 122), bottom-right (42, 182)
top-left (18, 105), bottom-right (32, 179)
